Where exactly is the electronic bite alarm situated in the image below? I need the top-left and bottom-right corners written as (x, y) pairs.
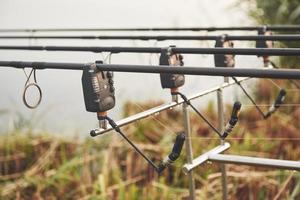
top-left (82, 61), bottom-right (115, 129)
top-left (159, 46), bottom-right (185, 102)
top-left (214, 34), bottom-right (235, 68)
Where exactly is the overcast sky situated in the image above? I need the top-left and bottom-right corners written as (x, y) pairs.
top-left (0, 0), bottom-right (261, 135)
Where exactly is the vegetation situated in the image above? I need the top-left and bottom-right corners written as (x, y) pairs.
top-left (242, 0), bottom-right (300, 67)
top-left (0, 1), bottom-right (299, 199)
top-left (1, 85), bottom-right (300, 199)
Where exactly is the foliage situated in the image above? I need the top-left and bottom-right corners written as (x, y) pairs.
top-left (0, 98), bottom-right (300, 199)
top-left (243, 0), bottom-right (300, 68)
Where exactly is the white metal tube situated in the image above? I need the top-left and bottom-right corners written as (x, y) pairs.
top-left (182, 143), bottom-right (231, 174)
top-left (182, 102), bottom-right (196, 199)
top-left (209, 154), bottom-right (300, 171)
top-left (217, 88), bottom-right (228, 200)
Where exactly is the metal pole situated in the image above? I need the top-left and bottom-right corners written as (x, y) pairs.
top-left (182, 143), bottom-right (231, 173)
top-left (217, 88), bottom-right (228, 200)
top-left (182, 102), bottom-right (196, 200)
top-left (209, 154), bottom-right (300, 171)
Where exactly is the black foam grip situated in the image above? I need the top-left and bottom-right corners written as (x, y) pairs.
top-left (229, 101), bottom-right (242, 125)
top-left (169, 132), bottom-right (185, 161)
top-left (274, 89), bottom-right (286, 108)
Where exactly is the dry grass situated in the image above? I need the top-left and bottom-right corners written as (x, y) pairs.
top-left (0, 80), bottom-right (300, 199)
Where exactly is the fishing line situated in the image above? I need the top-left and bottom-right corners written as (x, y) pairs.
top-left (267, 79), bottom-right (282, 90)
top-left (132, 102), bottom-right (178, 136)
top-left (148, 40), bottom-right (159, 65)
top-left (268, 61), bottom-right (300, 89)
top-left (100, 52), bottom-right (113, 64)
top-left (172, 91), bottom-right (222, 137)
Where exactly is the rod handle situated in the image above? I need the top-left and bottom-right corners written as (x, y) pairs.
top-left (170, 132), bottom-right (186, 160)
top-left (274, 89), bottom-right (287, 108)
top-left (230, 101), bottom-right (242, 125)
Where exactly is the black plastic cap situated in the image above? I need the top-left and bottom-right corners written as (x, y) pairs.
top-left (231, 101), bottom-right (242, 119)
top-left (90, 130), bottom-right (97, 137)
top-left (274, 89), bottom-right (287, 108)
top-left (229, 101), bottom-right (242, 126)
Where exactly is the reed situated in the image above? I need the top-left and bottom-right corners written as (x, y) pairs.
top-left (0, 81), bottom-right (299, 199)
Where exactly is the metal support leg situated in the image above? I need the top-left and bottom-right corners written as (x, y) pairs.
top-left (183, 143), bottom-right (231, 173)
top-left (183, 102), bottom-right (196, 200)
top-left (217, 88), bottom-right (228, 200)
top-left (209, 154), bottom-right (300, 171)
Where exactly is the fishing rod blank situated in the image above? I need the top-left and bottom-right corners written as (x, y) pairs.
top-left (93, 64), bottom-right (300, 79)
top-left (1, 35), bottom-right (300, 41)
top-left (0, 61), bottom-right (300, 79)
top-left (0, 25), bottom-right (300, 32)
top-left (1, 45), bottom-right (300, 56)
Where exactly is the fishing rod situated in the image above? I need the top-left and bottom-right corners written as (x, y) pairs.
top-left (1, 35), bottom-right (300, 41)
top-left (0, 25), bottom-right (300, 32)
top-left (0, 61), bottom-right (299, 78)
top-left (0, 45), bottom-right (300, 56)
